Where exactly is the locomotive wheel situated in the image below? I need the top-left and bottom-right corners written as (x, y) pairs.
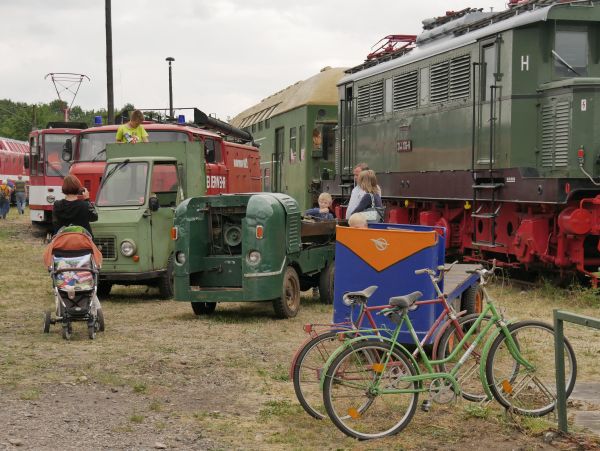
top-left (273, 266), bottom-right (300, 319)
top-left (157, 255), bottom-right (175, 299)
top-left (318, 261), bottom-right (335, 304)
top-left (191, 302), bottom-right (217, 315)
top-left (461, 284), bottom-right (483, 315)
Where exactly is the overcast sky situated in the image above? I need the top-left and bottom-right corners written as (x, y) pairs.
top-left (0, 0), bottom-right (507, 121)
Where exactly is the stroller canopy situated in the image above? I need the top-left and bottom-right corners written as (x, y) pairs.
top-left (43, 229), bottom-right (103, 268)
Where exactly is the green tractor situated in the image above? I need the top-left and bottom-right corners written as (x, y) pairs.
top-left (172, 193), bottom-right (336, 318)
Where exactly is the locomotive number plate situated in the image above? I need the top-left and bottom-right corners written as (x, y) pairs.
top-left (397, 140), bottom-right (412, 152)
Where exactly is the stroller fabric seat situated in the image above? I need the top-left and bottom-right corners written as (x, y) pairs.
top-left (53, 254), bottom-right (94, 291)
top-left (43, 231), bottom-right (103, 269)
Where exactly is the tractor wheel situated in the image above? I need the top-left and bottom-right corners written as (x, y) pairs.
top-left (273, 266), bottom-right (301, 319)
top-left (318, 261), bottom-right (335, 304)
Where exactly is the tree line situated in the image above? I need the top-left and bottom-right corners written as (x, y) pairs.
top-left (0, 99), bottom-right (135, 141)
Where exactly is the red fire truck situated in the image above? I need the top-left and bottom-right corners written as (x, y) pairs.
top-left (65, 109), bottom-right (261, 200)
top-left (27, 122), bottom-right (87, 227)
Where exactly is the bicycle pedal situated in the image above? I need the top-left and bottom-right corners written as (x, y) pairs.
top-left (421, 400), bottom-right (432, 412)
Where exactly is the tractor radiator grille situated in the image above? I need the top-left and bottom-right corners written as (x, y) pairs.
top-left (94, 237), bottom-right (116, 259)
top-left (541, 101), bottom-right (570, 168)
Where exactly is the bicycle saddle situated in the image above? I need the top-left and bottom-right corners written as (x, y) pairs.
top-left (342, 286), bottom-right (378, 306)
top-left (389, 291), bottom-right (422, 309)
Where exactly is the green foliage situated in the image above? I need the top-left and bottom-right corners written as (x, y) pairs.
top-left (0, 98), bottom-right (134, 141)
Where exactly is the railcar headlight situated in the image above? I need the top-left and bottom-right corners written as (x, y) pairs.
top-left (120, 240), bottom-right (136, 257)
top-left (175, 251), bottom-right (186, 265)
top-left (46, 195), bottom-right (55, 204)
top-left (247, 250), bottom-right (261, 265)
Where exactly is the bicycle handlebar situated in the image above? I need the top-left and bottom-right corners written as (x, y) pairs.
top-left (414, 260), bottom-right (458, 276)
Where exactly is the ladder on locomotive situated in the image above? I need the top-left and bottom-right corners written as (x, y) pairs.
top-left (471, 81), bottom-right (503, 249)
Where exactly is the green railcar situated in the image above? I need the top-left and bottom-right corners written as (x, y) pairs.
top-left (230, 67), bottom-right (346, 212)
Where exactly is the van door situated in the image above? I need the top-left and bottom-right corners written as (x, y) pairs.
top-left (149, 161), bottom-right (180, 270)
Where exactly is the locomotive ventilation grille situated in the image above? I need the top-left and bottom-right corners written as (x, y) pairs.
top-left (357, 81), bottom-right (384, 118)
top-left (279, 196), bottom-right (301, 252)
top-left (541, 101), bottom-right (570, 168)
top-left (94, 237), bottom-right (116, 259)
top-left (393, 71), bottom-right (418, 110)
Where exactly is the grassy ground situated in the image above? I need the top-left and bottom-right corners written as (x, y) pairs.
top-left (0, 207), bottom-right (599, 450)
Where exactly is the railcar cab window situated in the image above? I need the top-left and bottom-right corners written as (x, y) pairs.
top-left (29, 136), bottom-right (42, 176)
top-left (553, 26), bottom-right (588, 77)
top-left (79, 131), bottom-right (188, 161)
top-left (97, 161), bottom-right (148, 207)
top-left (204, 138), bottom-right (221, 164)
top-left (45, 134), bottom-right (71, 177)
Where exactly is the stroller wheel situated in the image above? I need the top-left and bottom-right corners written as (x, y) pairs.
top-left (88, 324), bottom-right (96, 340)
top-left (43, 311), bottom-right (52, 333)
top-left (62, 324), bottom-right (72, 340)
top-left (96, 309), bottom-right (105, 332)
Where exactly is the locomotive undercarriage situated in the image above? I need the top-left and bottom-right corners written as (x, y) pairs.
top-left (332, 168), bottom-right (600, 285)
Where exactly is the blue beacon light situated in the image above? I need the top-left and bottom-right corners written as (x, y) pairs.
top-left (177, 114), bottom-right (185, 124)
top-left (94, 116), bottom-right (103, 125)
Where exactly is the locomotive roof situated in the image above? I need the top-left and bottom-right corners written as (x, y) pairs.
top-left (230, 67), bottom-right (347, 128)
top-left (340, 3), bottom-right (557, 85)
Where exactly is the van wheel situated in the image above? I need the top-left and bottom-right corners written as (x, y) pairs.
top-left (273, 267), bottom-right (300, 319)
top-left (97, 281), bottom-right (112, 298)
top-left (158, 255), bottom-right (174, 299)
top-left (318, 261), bottom-right (335, 304)
top-left (191, 302), bottom-right (217, 315)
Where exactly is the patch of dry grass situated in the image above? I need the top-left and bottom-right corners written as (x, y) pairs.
top-left (0, 208), bottom-right (599, 449)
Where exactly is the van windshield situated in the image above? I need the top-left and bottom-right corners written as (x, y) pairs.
top-left (97, 161), bottom-right (148, 206)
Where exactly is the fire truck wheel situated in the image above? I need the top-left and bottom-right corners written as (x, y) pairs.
top-left (273, 266), bottom-right (300, 319)
top-left (158, 255), bottom-right (175, 299)
top-left (97, 281), bottom-right (113, 299)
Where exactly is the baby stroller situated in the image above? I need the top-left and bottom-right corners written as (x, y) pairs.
top-left (42, 226), bottom-right (105, 340)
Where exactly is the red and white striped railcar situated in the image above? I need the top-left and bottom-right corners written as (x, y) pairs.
top-left (27, 123), bottom-right (86, 228)
top-left (0, 137), bottom-right (28, 185)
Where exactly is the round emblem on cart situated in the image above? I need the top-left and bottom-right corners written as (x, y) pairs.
top-left (370, 238), bottom-right (389, 251)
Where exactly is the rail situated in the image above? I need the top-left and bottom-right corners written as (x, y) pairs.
top-left (554, 309), bottom-right (600, 433)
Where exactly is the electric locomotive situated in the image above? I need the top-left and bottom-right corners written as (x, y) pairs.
top-left (325, 0), bottom-right (600, 283)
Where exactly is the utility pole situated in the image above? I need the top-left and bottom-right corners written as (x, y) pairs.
top-left (106, 0), bottom-right (114, 124)
top-left (166, 57), bottom-right (175, 118)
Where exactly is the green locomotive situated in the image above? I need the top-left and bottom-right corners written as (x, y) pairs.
top-left (230, 67), bottom-right (346, 212)
top-left (323, 1), bottom-right (600, 283)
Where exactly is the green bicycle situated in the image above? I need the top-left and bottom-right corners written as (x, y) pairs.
top-left (320, 265), bottom-right (577, 440)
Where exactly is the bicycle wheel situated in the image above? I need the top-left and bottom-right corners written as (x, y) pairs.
top-left (485, 320), bottom-right (577, 416)
top-left (323, 340), bottom-right (419, 440)
top-left (436, 313), bottom-right (493, 402)
top-left (292, 331), bottom-right (340, 419)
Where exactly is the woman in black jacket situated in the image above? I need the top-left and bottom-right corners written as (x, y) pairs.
top-left (52, 175), bottom-right (98, 236)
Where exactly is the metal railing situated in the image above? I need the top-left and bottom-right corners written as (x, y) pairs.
top-left (554, 309), bottom-right (600, 433)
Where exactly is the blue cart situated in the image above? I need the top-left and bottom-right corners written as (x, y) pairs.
top-left (333, 223), bottom-right (480, 344)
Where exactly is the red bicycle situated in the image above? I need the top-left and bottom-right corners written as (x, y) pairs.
top-left (291, 262), bottom-right (487, 420)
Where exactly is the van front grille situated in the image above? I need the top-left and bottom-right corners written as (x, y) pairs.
top-left (94, 237), bottom-right (116, 259)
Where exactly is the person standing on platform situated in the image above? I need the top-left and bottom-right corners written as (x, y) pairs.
top-left (14, 175), bottom-right (27, 215)
top-left (116, 110), bottom-right (149, 144)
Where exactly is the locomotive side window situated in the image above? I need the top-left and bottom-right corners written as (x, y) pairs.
top-left (554, 27), bottom-right (588, 77)
top-left (289, 127), bottom-right (297, 162)
top-left (483, 45), bottom-right (497, 101)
